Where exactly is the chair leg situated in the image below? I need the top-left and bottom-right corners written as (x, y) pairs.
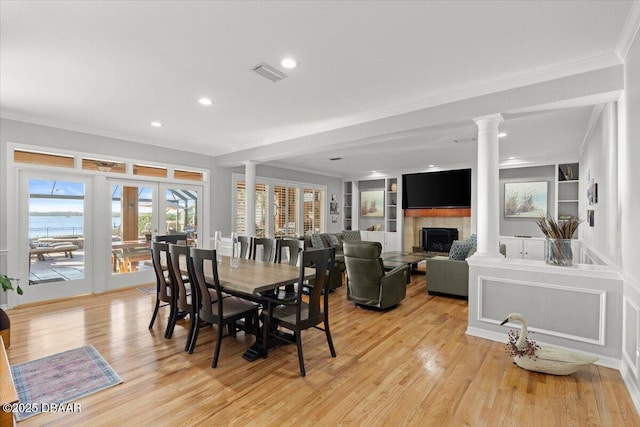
top-left (295, 330), bottom-right (305, 377)
top-left (212, 323), bottom-right (224, 368)
top-left (148, 294), bottom-right (160, 329)
top-left (164, 298), bottom-right (178, 339)
top-left (188, 316), bottom-right (200, 354)
top-left (185, 311), bottom-right (197, 352)
top-left (324, 317), bottom-right (336, 357)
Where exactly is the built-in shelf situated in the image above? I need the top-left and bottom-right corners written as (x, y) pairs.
top-left (556, 163), bottom-right (580, 237)
top-left (342, 176), bottom-right (401, 244)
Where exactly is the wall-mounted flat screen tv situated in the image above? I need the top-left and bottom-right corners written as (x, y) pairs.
top-left (402, 169), bottom-right (471, 209)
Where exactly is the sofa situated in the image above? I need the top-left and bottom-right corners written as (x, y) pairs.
top-left (426, 243), bottom-right (506, 298)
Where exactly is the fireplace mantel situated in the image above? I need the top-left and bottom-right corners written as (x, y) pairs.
top-left (404, 208), bottom-right (471, 218)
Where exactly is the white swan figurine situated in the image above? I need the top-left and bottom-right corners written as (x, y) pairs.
top-left (501, 312), bottom-right (598, 375)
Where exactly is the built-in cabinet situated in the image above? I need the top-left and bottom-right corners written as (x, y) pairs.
top-left (361, 230), bottom-right (397, 252)
top-left (499, 236), bottom-right (545, 260)
top-left (342, 176), bottom-right (401, 251)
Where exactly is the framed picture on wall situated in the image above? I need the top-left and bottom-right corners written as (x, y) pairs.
top-left (504, 181), bottom-right (548, 218)
top-left (360, 190), bottom-right (384, 217)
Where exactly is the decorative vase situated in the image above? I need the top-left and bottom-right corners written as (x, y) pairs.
top-left (0, 308), bottom-right (10, 348)
top-left (390, 182), bottom-right (397, 192)
top-left (545, 238), bottom-right (573, 266)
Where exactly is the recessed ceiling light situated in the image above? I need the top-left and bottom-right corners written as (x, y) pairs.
top-left (428, 164), bottom-right (435, 168)
top-left (198, 97), bottom-right (213, 106)
top-left (498, 132), bottom-right (507, 138)
top-left (281, 58), bottom-right (297, 69)
top-left (508, 156), bottom-right (516, 160)
top-left (150, 121), bottom-right (162, 128)
top-left (372, 170), bottom-right (377, 173)
top-left (329, 157), bottom-right (342, 161)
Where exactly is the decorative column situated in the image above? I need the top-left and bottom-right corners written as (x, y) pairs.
top-left (243, 161), bottom-right (257, 237)
top-left (473, 114), bottom-right (503, 257)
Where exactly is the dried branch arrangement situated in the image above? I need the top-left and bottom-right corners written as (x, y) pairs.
top-left (536, 214), bottom-right (583, 239)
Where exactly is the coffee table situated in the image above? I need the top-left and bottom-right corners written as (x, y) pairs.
top-left (380, 251), bottom-right (428, 282)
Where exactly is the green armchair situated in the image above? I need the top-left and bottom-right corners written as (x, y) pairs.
top-left (343, 241), bottom-right (408, 309)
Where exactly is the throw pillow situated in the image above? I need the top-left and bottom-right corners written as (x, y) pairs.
top-left (449, 239), bottom-right (474, 261)
top-left (326, 234), bottom-right (340, 247)
top-left (310, 234), bottom-right (326, 248)
top-left (470, 234), bottom-right (477, 246)
top-left (466, 246), bottom-right (477, 258)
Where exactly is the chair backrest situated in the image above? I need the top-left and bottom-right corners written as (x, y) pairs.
top-left (251, 237), bottom-right (277, 262)
top-left (189, 247), bottom-right (223, 323)
top-left (341, 230), bottom-right (362, 242)
top-left (168, 243), bottom-right (191, 312)
top-left (151, 241), bottom-right (172, 303)
top-left (298, 247), bottom-right (335, 325)
top-left (276, 238), bottom-right (305, 266)
top-left (343, 241), bottom-right (385, 289)
top-left (155, 234), bottom-right (188, 244)
top-left (238, 236), bottom-right (252, 259)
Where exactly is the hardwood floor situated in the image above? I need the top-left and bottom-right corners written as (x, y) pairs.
top-left (5, 275), bottom-right (639, 426)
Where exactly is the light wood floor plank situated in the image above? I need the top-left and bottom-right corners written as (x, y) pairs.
top-left (4, 274), bottom-right (639, 426)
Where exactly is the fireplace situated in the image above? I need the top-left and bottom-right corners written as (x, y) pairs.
top-left (422, 228), bottom-right (459, 253)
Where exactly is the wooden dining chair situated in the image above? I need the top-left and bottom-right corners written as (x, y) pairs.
top-left (276, 238), bottom-right (305, 266)
top-left (155, 234), bottom-right (188, 244)
top-left (167, 243), bottom-right (196, 351)
top-left (149, 241), bottom-right (177, 339)
top-left (262, 247), bottom-right (337, 376)
top-left (238, 236), bottom-right (252, 259)
top-left (188, 248), bottom-right (259, 367)
top-left (251, 237), bottom-right (277, 263)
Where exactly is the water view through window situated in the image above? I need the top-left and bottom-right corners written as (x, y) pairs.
top-left (28, 179), bottom-right (85, 284)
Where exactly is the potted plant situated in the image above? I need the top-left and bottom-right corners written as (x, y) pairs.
top-left (536, 214), bottom-right (583, 266)
top-left (1, 275), bottom-right (22, 348)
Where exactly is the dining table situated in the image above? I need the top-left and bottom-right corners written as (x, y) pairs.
top-left (182, 254), bottom-right (315, 361)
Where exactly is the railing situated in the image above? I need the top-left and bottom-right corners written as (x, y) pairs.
top-left (29, 227), bottom-right (83, 238)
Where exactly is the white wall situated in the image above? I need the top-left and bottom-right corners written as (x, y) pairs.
top-left (618, 19), bottom-right (640, 411)
top-left (499, 165), bottom-right (556, 237)
top-left (580, 109), bottom-right (616, 264)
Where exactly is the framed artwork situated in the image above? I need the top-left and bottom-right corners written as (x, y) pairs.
top-left (360, 190), bottom-right (384, 217)
top-left (587, 209), bottom-right (595, 227)
top-left (330, 201), bottom-right (339, 215)
top-left (504, 181), bottom-right (548, 218)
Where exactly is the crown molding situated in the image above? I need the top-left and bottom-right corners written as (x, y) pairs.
top-left (616, 0), bottom-right (640, 60)
top-left (579, 104), bottom-right (606, 158)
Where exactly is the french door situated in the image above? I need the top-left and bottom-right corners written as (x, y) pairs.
top-left (19, 171), bottom-right (93, 304)
top-left (106, 180), bottom-right (202, 288)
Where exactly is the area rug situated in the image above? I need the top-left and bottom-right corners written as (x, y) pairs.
top-left (10, 345), bottom-right (123, 421)
top-left (136, 285), bottom-right (156, 295)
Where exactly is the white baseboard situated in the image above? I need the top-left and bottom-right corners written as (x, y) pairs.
top-left (466, 326), bottom-right (621, 370)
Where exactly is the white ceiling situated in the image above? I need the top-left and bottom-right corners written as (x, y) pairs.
top-left (0, 1), bottom-right (634, 176)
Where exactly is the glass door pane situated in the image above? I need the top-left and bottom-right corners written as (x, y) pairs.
top-left (110, 184), bottom-right (154, 275)
top-left (20, 172), bottom-right (92, 305)
top-left (28, 179), bottom-right (85, 283)
top-left (161, 186), bottom-right (200, 246)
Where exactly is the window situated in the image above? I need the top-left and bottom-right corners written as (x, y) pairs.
top-left (235, 180), bottom-right (269, 238)
top-left (274, 185), bottom-right (299, 238)
top-left (303, 188), bottom-right (325, 236)
top-left (233, 174), bottom-right (325, 237)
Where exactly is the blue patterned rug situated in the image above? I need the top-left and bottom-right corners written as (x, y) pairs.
top-left (10, 345), bottom-right (122, 421)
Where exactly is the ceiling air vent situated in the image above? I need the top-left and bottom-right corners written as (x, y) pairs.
top-left (252, 62), bottom-right (287, 82)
